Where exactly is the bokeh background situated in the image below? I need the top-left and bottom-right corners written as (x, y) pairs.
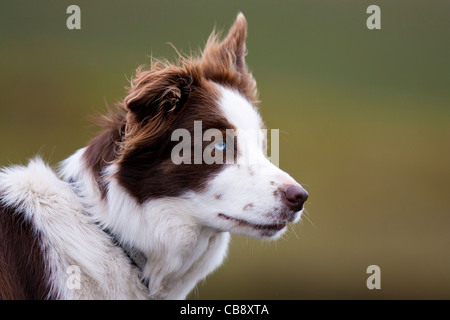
top-left (1, 0), bottom-right (449, 299)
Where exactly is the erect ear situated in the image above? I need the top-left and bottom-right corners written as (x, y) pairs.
top-left (202, 12), bottom-right (249, 75)
top-left (125, 67), bottom-right (192, 123)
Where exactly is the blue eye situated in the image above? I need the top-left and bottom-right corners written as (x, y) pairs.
top-left (214, 141), bottom-right (226, 151)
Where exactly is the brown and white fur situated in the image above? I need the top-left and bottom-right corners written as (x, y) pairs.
top-left (0, 13), bottom-right (308, 300)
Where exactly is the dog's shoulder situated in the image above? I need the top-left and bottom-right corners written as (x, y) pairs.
top-left (0, 158), bottom-right (65, 299)
top-left (0, 157), bottom-right (75, 216)
top-left (0, 158), bottom-right (148, 299)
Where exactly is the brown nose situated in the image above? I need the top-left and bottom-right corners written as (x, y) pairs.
top-left (283, 185), bottom-right (308, 211)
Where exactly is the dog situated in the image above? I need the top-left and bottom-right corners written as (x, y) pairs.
top-left (0, 13), bottom-right (308, 299)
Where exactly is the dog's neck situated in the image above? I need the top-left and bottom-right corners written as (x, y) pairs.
top-left (60, 147), bottom-right (230, 299)
top-left (66, 176), bottom-right (149, 280)
top-left (63, 149), bottom-right (149, 288)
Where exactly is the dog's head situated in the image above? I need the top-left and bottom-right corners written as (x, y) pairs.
top-left (90, 13), bottom-right (307, 239)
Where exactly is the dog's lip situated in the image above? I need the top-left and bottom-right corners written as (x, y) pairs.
top-left (218, 213), bottom-right (286, 231)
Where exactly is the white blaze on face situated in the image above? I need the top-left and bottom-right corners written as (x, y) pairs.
top-left (194, 85), bottom-right (304, 239)
top-left (218, 86), bottom-right (263, 131)
top-left (216, 86), bottom-right (269, 166)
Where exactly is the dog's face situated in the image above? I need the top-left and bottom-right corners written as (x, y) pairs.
top-left (187, 85), bottom-right (308, 239)
top-left (112, 13), bottom-right (307, 239)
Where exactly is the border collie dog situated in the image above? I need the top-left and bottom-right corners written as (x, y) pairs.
top-left (0, 13), bottom-right (308, 299)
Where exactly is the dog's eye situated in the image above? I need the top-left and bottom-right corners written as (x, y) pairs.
top-left (214, 141), bottom-right (226, 151)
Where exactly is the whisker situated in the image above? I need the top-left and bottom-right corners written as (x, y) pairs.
top-left (302, 211), bottom-right (316, 229)
top-left (289, 223), bottom-right (300, 240)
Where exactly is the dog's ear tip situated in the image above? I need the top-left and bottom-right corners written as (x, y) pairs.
top-left (230, 12), bottom-right (248, 37)
top-left (235, 12), bottom-right (247, 24)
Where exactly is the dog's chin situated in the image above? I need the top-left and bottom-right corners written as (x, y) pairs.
top-left (217, 213), bottom-right (289, 239)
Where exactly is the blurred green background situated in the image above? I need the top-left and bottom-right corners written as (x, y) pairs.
top-left (1, 0), bottom-right (449, 299)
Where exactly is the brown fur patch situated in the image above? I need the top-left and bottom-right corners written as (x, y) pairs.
top-left (83, 110), bottom-right (126, 198)
top-left (0, 202), bottom-right (53, 299)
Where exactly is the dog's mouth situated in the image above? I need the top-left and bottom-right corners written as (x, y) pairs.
top-left (218, 213), bottom-right (286, 232)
